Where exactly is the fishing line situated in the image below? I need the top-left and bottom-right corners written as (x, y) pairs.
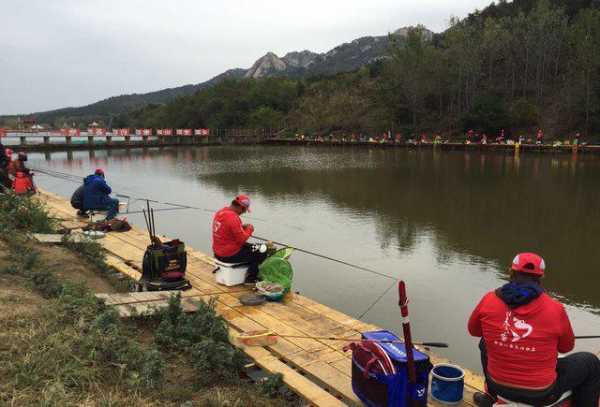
top-left (252, 234), bottom-right (396, 280)
top-left (356, 279), bottom-right (398, 320)
top-left (32, 167), bottom-right (272, 223)
top-left (251, 234), bottom-right (400, 320)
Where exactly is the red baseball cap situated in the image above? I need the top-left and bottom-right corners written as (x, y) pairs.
top-left (95, 168), bottom-right (105, 176)
top-left (511, 252), bottom-right (546, 276)
top-left (234, 194), bottom-right (251, 212)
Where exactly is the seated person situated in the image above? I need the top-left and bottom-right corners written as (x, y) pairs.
top-left (9, 153), bottom-right (36, 195)
top-left (212, 194), bottom-right (266, 285)
top-left (82, 169), bottom-right (119, 220)
top-left (468, 252), bottom-right (600, 407)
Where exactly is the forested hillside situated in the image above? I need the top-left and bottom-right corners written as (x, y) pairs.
top-left (117, 0), bottom-right (600, 137)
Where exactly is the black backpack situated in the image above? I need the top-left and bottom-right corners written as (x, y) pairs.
top-left (71, 185), bottom-right (84, 210)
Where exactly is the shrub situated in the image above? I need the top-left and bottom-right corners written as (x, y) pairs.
top-left (259, 373), bottom-right (285, 398)
top-left (154, 295), bottom-right (245, 387)
top-left (0, 193), bottom-right (56, 234)
top-left (190, 339), bottom-right (245, 386)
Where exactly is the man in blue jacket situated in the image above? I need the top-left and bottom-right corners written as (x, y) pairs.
top-left (82, 169), bottom-right (119, 220)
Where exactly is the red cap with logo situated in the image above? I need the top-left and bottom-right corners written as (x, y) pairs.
top-left (234, 194), bottom-right (251, 212)
top-left (511, 252), bottom-right (546, 276)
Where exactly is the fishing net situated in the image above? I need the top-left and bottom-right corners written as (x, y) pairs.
top-left (258, 248), bottom-right (294, 292)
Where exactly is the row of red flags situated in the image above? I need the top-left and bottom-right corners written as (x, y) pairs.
top-left (0, 128), bottom-right (210, 137)
top-left (81, 128), bottom-right (210, 136)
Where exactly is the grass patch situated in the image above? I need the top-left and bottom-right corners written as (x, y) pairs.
top-left (0, 192), bottom-right (56, 235)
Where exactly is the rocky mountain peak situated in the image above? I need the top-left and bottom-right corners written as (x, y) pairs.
top-left (244, 52), bottom-right (287, 78)
top-left (393, 26), bottom-right (434, 40)
top-left (282, 50), bottom-right (319, 68)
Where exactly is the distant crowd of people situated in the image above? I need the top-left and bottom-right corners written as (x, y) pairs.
top-left (294, 129), bottom-right (586, 146)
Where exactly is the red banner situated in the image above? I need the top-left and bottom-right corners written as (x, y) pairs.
top-left (135, 129), bottom-right (151, 136)
top-left (194, 128), bottom-right (210, 136)
top-left (113, 128), bottom-right (130, 136)
top-left (182, 129), bottom-right (192, 136)
top-left (176, 129), bottom-right (183, 136)
top-left (157, 129), bottom-right (172, 136)
top-left (88, 128), bottom-right (107, 135)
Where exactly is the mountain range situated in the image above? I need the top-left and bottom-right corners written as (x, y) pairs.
top-left (22, 27), bottom-right (433, 126)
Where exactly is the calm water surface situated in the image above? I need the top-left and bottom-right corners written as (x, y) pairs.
top-left (31, 146), bottom-right (600, 372)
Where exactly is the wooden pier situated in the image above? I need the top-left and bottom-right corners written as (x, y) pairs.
top-left (1, 130), bottom-right (266, 152)
top-left (39, 190), bottom-right (484, 407)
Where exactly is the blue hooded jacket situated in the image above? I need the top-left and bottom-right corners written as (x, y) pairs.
top-left (82, 174), bottom-right (112, 209)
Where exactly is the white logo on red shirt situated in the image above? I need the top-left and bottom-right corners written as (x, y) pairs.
top-left (501, 311), bottom-right (533, 343)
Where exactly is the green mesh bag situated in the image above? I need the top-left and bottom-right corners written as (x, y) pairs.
top-left (258, 248), bottom-right (294, 292)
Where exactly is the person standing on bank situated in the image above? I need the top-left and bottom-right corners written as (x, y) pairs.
top-left (468, 252), bottom-right (600, 407)
top-left (212, 195), bottom-right (266, 285)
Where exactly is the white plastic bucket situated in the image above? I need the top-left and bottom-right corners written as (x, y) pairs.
top-left (214, 261), bottom-right (249, 286)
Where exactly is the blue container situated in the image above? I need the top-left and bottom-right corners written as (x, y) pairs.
top-left (351, 330), bottom-right (432, 407)
top-left (431, 364), bottom-right (465, 404)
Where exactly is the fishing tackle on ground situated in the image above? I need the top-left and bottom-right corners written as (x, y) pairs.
top-left (138, 202), bottom-right (191, 292)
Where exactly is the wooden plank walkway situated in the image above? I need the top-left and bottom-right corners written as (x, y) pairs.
top-left (38, 189), bottom-right (484, 407)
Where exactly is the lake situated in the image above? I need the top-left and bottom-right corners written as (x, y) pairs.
top-left (30, 145), bottom-right (600, 372)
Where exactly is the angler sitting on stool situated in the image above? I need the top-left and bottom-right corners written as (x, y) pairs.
top-left (8, 153), bottom-right (36, 195)
top-left (82, 168), bottom-right (119, 220)
top-left (468, 252), bottom-right (600, 407)
top-left (212, 194), bottom-right (266, 285)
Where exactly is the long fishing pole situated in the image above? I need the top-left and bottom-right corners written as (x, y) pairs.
top-left (575, 336), bottom-right (600, 339)
top-left (34, 167), bottom-right (274, 223)
top-left (252, 234), bottom-right (396, 280)
top-left (236, 331), bottom-right (448, 348)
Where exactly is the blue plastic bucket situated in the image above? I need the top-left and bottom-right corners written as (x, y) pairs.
top-left (431, 363), bottom-right (465, 404)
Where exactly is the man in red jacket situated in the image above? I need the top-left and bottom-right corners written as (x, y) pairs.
top-left (469, 252), bottom-right (600, 407)
top-left (212, 195), bottom-right (266, 285)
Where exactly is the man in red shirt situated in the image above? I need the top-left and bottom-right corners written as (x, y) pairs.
top-left (469, 252), bottom-right (600, 407)
top-left (212, 194), bottom-right (266, 285)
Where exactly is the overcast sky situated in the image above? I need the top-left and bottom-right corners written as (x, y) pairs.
top-left (0, 0), bottom-right (493, 115)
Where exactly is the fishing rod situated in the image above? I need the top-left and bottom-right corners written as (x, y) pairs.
top-left (235, 331), bottom-right (448, 348)
top-left (251, 234), bottom-right (396, 281)
top-left (576, 336), bottom-right (600, 340)
top-left (33, 167), bottom-right (274, 223)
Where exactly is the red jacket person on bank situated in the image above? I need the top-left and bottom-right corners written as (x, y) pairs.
top-left (212, 195), bottom-right (266, 285)
top-left (468, 253), bottom-right (600, 407)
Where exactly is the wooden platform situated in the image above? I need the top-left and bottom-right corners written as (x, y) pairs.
top-left (38, 190), bottom-right (485, 407)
